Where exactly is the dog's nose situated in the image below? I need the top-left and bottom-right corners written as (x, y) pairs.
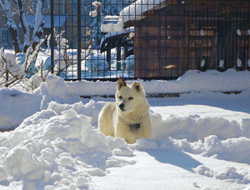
top-left (119, 103), bottom-right (125, 111)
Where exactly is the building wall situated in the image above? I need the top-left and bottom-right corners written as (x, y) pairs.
top-left (134, 6), bottom-right (186, 78)
top-left (133, 1), bottom-right (250, 78)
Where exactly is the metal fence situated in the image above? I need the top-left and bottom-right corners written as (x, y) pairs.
top-left (51, 0), bottom-right (250, 80)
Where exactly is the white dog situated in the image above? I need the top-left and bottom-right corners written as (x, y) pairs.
top-left (98, 77), bottom-right (151, 144)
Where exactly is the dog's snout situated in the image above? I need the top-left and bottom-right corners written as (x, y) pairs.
top-left (119, 103), bottom-right (125, 111)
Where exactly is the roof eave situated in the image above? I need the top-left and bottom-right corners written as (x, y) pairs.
top-left (122, 0), bottom-right (168, 26)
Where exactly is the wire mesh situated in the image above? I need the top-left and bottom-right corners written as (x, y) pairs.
top-left (51, 0), bottom-right (250, 80)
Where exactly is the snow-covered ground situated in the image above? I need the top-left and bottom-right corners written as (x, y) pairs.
top-left (1, 69), bottom-right (250, 189)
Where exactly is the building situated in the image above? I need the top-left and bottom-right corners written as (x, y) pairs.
top-left (120, 0), bottom-right (250, 78)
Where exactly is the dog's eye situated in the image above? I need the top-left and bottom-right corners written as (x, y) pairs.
top-left (119, 96), bottom-right (123, 99)
top-left (128, 97), bottom-right (134, 100)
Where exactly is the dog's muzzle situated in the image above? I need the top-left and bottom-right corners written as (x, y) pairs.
top-left (119, 103), bottom-right (125, 111)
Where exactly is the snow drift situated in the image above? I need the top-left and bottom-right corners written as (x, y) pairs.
top-left (0, 104), bottom-right (134, 189)
top-left (0, 70), bottom-right (250, 189)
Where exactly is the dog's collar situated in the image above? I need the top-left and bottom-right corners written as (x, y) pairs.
top-left (128, 123), bottom-right (141, 131)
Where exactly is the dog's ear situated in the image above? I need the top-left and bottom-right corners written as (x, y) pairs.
top-left (117, 77), bottom-right (127, 90)
top-left (132, 81), bottom-right (143, 93)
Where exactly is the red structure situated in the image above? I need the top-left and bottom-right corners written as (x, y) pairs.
top-left (123, 0), bottom-right (250, 78)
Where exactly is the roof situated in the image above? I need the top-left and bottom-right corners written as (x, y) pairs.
top-left (100, 27), bottom-right (134, 46)
top-left (120, 0), bottom-right (167, 23)
top-left (120, 0), bottom-right (250, 24)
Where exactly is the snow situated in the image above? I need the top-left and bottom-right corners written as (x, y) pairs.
top-left (0, 48), bottom-right (26, 78)
top-left (201, 29), bottom-right (205, 36)
top-left (101, 16), bottom-right (123, 33)
top-left (0, 0), bottom-right (19, 32)
top-left (66, 69), bottom-right (250, 95)
top-left (89, 1), bottom-right (102, 17)
top-left (89, 9), bottom-right (98, 17)
top-left (101, 20), bottom-right (123, 33)
top-left (219, 60), bottom-right (224, 68)
top-left (100, 27), bottom-right (134, 47)
top-left (237, 58), bottom-right (242, 67)
top-left (32, 0), bottom-right (44, 43)
top-left (120, 0), bottom-right (165, 23)
top-left (1, 70), bottom-right (250, 189)
top-left (237, 29), bottom-right (242, 36)
top-left (200, 59), bottom-right (205, 67)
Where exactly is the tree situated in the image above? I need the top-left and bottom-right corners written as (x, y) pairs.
top-left (0, 0), bottom-right (45, 53)
top-left (0, 37), bottom-right (45, 87)
top-left (16, 0), bottom-right (31, 52)
top-left (31, 0), bottom-right (44, 50)
top-left (0, 0), bottom-right (20, 53)
top-left (0, 28), bottom-right (93, 90)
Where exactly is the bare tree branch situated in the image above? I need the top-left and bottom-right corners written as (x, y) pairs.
top-left (0, 0), bottom-right (20, 53)
top-left (16, 0), bottom-right (31, 52)
top-left (32, 0), bottom-right (44, 50)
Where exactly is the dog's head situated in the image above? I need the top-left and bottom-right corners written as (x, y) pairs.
top-left (116, 77), bottom-right (146, 112)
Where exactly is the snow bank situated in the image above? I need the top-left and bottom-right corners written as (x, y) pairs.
top-left (47, 100), bottom-right (106, 127)
top-left (0, 103), bottom-right (134, 189)
top-left (135, 134), bottom-right (250, 165)
top-left (133, 110), bottom-right (250, 165)
top-left (1, 70), bottom-right (250, 130)
top-left (67, 69), bottom-right (250, 96)
top-left (0, 88), bottom-right (42, 129)
top-left (151, 111), bottom-right (250, 141)
top-left (0, 75), bottom-right (82, 129)
top-left (194, 165), bottom-right (250, 184)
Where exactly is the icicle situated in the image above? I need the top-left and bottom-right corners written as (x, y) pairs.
top-left (248, 59), bottom-right (250, 67)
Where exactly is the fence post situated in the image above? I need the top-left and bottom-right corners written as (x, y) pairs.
top-left (50, 0), bottom-right (54, 73)
top-left (117, 39), bottom-right (121, 70)
top-left (77, 0), bottom-right (81, 80)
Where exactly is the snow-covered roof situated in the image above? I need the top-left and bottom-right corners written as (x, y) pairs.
top-left (120, 0), bottom-right (166, 23)
top-left (100, 27), bottom-right (134, 48)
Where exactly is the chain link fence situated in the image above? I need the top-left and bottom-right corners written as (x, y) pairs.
top-left (51, 0), bottom-right (250, 80)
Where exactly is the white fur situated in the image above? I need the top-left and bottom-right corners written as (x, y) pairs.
top-left (98, 78), bottom-right (151, 144)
